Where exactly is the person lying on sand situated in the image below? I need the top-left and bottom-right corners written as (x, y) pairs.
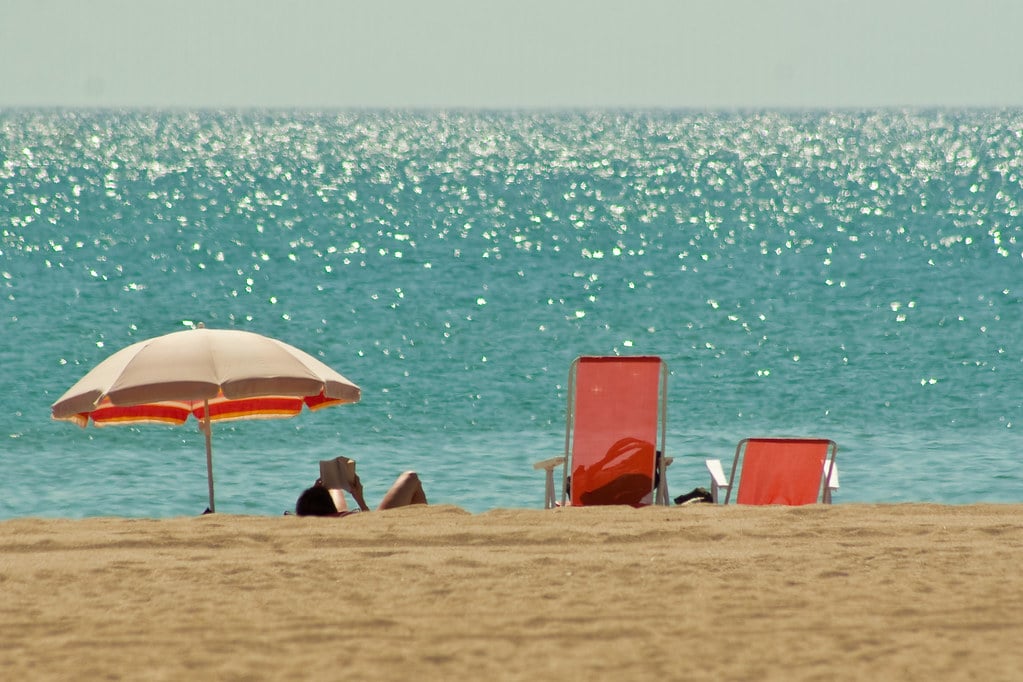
top-left (295, 470), bottom-right (428, 517)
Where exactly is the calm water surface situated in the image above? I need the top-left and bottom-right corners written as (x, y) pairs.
top-left (2, 109), bottom-right (1021, 517)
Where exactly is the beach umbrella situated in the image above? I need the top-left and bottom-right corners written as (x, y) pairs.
top-left (51, 324), bottom-right (361, 512)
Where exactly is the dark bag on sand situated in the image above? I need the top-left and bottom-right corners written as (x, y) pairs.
top-left (674, 487), bottom-right (713, 505)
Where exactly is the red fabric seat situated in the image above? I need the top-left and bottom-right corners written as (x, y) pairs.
top-left (717, 438), bottom-right (838, 505)
top-left (535, 356), bottom-right (670, 508)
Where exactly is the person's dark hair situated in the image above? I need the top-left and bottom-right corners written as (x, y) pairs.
top-left (295, 486), bottom-right (338, 516)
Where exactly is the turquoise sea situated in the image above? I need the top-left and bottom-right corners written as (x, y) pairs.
top-left (2, 109), bottom-right (1021, 518)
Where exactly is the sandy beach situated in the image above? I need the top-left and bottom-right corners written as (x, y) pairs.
top-left (2, 503), bottom-right (1021, 681)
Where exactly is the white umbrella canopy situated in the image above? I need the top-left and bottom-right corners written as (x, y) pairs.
top-left (51, 325), bottom-right (361, 512)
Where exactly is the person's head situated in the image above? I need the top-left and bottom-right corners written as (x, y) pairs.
top-left (295, 485), bottom-right (339, 516)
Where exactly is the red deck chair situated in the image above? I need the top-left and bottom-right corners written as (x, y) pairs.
top-left (534, 356), bottom-right (670, 508)
top-left (705, 437), bottom-right (839, 505)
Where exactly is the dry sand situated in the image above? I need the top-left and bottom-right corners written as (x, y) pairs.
top-left (2, 503), bottom-right (1021, 681)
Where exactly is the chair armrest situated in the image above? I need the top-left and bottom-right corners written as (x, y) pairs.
top-left (533, 456), bottom-right (565, 471)
top-left (826, 462), bottom-right (839, 489)
top-left (534, 456), bottom-right (566, 509)
top-left (705, 459), bottom-right (728, 486)
top-left (822, 461), bottom-right (839, 503)
top-left (705, 459), bottom-right (730, 503)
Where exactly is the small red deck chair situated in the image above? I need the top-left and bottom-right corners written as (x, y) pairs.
top-left (705, 438), bottom-right (839, 505)
top-left (534, 356), bottom-right (670, 509)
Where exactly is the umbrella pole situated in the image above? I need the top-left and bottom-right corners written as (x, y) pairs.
top-left (202, 399), bottom-right (215, 512)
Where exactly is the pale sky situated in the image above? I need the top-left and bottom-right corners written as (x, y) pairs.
top-left (2, 0), bottom-right (1021, 109)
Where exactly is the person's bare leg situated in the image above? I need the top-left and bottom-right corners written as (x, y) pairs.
top-left (377, 471), bottom-right (428, 509)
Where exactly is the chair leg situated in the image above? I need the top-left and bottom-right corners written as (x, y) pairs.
top-left (656, 475), bottom-right (670, 505)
